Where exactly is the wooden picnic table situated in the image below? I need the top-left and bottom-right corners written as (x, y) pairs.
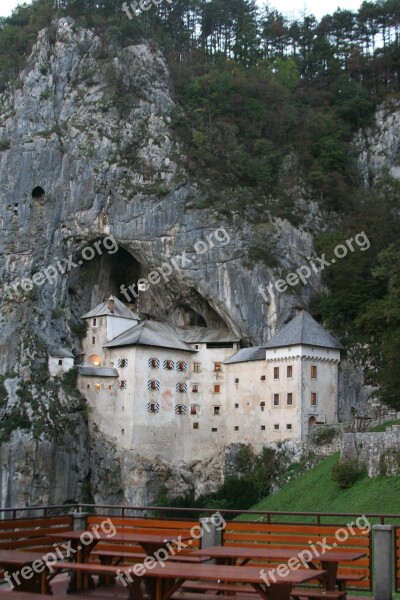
top-left (45, 529), bottom-right (192, 591)
top-left (0, 549), bottom-right (50, 593)
top-left (48, 558), bottom-right (326, 600)
top-left (191, 545), bottom-right (366, 591)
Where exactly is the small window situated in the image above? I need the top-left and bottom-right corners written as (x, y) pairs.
top-left (92, 337), bottom-right (95, 344)
top-left (273, 367), bottom-right (279, 380)
top-left (311, 392), bottom-right (317, 406)
top-left (148, 402), bottom-right (160, 413)
top-left (191, 405), bottom-right (198, 415)
top-left (287, 424), bottom-right (292, 430)
top-left (234, 426), bottom-right (239, 431)
top-left (261, 425), bottom-right (266, 431)
top-left (273, 394), bottom-right (279, 406)
top-left (311, 365), bottom-right (317, 379)
top-left (108, 384), bottom-right (112, 390)
top-left (287, 365), bottom-right (293, 378)
top-left (93, 318), bottom-right (97, 326)
top-left (58, 359), bottom-right (63, 366)
top-left (118, 358), bottom-right (128, 368)
top-left (117, 380), bottom-right (127, 390)
top-left (287, 393), bottom-right (293, 406)
top-left (193, 362), bottom-right (201, 373)
top-left (177, 361), bottom-right (188, 372)
top-left (193, 422), bottom-right (199, 429)
top-left (261, 375), bottom-right (266, 381)
top-left (260, 401), bottom-right (265, 411)
top-left (212, 427), bottom-right (218, 432)
top-left (274, 424), bottom-right (279, 430)
top-left (194, 344), bottom-right (199, 349)
top-left (214, 384), bottom-right (221, 393)
top-left (214, 362), bottom-right (222, 372)
top-left (235, 403), bottom-right (239, 409)
top-left (214, 406), bottom-right (221, 415)
top-left (176, 382), bottom-right (187, 393)
top-left (121, 429), bottom-right (124, 435)
top-left (86, 384), bottom-right (90, 389)
top-left (175, 404), bottom-right (186, 415)
top-left (94, 383), bottom-right (101, 391)
top-left (164, 360), bottom-right (174, 370)
top-left (234, 378), bottom-right (239, 384)
top-left (149, 358), bottom-right (159, 369)
top-left (148, 380), bottom-right (160, 391)
top-left (192, 384), bottom-right (199, 393)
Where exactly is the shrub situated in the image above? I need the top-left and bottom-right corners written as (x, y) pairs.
top-left (61, 367), bottom-right (79, 394)
top-left (311, 426), bottom-right (338, 446)
top-left (331, 459), bottom-right (359, 489)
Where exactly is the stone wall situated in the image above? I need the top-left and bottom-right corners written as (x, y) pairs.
top-left (341, 426), bottom-right (400, 477)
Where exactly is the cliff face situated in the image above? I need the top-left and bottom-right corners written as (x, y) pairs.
top-left (0, 19), bottom-right (398, 508)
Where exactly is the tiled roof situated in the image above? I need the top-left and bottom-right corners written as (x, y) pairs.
top-left (79, 366), bottom-right (119, 377)
top-left (49, 348), bottom-right (74, 358)
top-left (263, 311), bottom-right (344, 350)
top-left (82, 296), bottom-right (139, 320)
top-left (103, 321), bottom-right (197, 353)
top-left (224, 347), bottom-right (266, 364)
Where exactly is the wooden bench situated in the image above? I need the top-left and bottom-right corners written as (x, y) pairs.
top-left (91, 550), bottom-right (210, 564)
top-left (182, 581), bottom-right (255, 594)
top-left (171, 592), bottom-right (255, 600)
top-left (291, 589), bottom-right (346, 600)
top-left (336, 572), bottom-right (365, 591)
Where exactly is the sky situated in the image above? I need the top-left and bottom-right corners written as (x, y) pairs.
top-left (0, 0), bottom-right (364, 20)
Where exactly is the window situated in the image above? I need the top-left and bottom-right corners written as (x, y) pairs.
top-left (93, 318), bottom-right (97, 326)
top-left (121, 429), bottom-right (124, 435)
top-left (193, 422), bottom-right (199, 429)
top-left (214, 384), bottom-right (221, 394)
top-left (163, 360), bottom-right (174, 370)
top-left (261, 375), bottom-right (266, 381)
top-left (177, 361), bottom-right (188, 372)
top-left (193, 362), bottom-right (201, 373)
top-left (214, 362), bottom-right (222, 372)
top-left (176, 382), bottom-right (187, 393)
top-left (117, 380), bottom-right (127, 390)
top-left (147, 402), bottom-right (160, 413)
top-left (287, 365), bottom-right (293, 378)
top-left (118, 358), bottom-right (128, 368)
top-left (86, 384), bottom-right (90, 389)
top-left (235, 403), bottom-right (239, 409)
top-left (234, 426), bottom-right (239, 431)
top-left (273, 394), bottom-right (280, 406)
top-left (260, 401), bottom-right (265, 412)
top-left (311, 392), bottom-right (317, 406)
top-left (234, 378), bottom-right (239, 384)
top-left (214, 406), bottom-right (221, 415)
top-left (148, 380), bottom-right (160, 391)
top-left (311, 365), bottom-right (317, 379)
top-left (95, 383), bottom-right (101, 391)
top-left (175, 404), bottom-right (187, 415)
top-left (194, 345), bottom-right (199, 350)
top-left (149, 358), bottom-right (159, 369)
top-left (274, 424), bottom-right (280, 430)
top-left (261, 425), bottom-right (266, 431)
top-left (212, 428), bottom-right (218, 432)
top-left (92, 337), bottom-right (95, 344)
top-left (286, 424), bottom-right (292, 430)
top-left (274, 367), bottom-right (279, 380)
top-left (191, 405), bottom-right (198, 415)
top-left (192, 384), bottom-right (199, 393)
top-left (108, 385), bottom-right (112, 390)
top-left (287, 393), bottom-right (293, 406)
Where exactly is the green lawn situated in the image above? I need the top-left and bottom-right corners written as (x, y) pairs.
top-left (369, 419), bottom-right (400, 432)
top-left (242, 453), bottom-right (400, 524)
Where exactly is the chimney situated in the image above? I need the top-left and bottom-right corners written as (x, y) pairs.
top-left (108, 296), bottom-right (115, 314)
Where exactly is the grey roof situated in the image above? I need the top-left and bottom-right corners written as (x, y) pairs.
top-left (82, 296), bottom-right (139, 320)
top-left (49, 348), bottom-right (75, 358)
top-left (104, 321), bottom-right (197, 353)
top-left (263, 311), bottom-right (344, 350)
top-left (177, 327), bottom-right (240, 344)
top-left (79, 366), bottom-right (119, 377)
top-left (224, 346), bottom-right (266, 364)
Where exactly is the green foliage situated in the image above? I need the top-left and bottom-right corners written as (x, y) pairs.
top-left (331, 459), bottom-right (360, 489)
top-left (61, 367), bottom-right (79, 394)
top-left (0, 376), bottom-right (8, 407)
top-left (311, 426), bottom-right (338, 446)
top-left (0, 138), bottom-right (10, 151)
top-left (70, 320), bottom-right (88, 339)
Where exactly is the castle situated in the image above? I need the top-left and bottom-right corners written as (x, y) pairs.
top-left (76, 297), bottom-right (343, 461)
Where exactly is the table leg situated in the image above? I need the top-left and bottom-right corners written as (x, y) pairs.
top-left (320, 561), bottom-right (338, 590)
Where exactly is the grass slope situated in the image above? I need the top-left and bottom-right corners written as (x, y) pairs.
top-left (247, 453), bottom-right (400, 522)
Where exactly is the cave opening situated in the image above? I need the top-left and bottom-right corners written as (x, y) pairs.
top-left (32, 186), bottom-right (45, 198)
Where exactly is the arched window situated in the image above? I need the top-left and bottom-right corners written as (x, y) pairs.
top-left (86, 354), bottom-right (102, 367)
